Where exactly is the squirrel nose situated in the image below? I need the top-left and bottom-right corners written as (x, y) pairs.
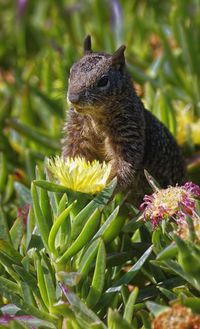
top-left (68, 93), bottom-right (80, 104)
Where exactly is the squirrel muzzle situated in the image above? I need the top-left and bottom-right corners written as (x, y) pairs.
top-left (67, 93), bottom-right (80, 105)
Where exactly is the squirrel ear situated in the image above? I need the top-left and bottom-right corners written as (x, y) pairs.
top-left (83, 35), bottom-right (92, 54)
top-left (112, 45), bottom-right (126, 66)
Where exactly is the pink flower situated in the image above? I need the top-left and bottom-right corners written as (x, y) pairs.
top-left (140, 182), bottom-right (200, 228)
top-left (183, 182), bottom-right (200, 198)
top-left (17, 0), bottom-right (28, 17)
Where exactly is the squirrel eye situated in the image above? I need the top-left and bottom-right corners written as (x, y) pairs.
top-left (97, 76), bottom-right (109, 88)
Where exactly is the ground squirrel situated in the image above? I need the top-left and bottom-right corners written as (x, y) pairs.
top-left (62, 36), bottom-right (185, 199)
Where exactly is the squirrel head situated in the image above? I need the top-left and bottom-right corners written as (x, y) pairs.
top-left (67, 35), bottom-right (130, 117)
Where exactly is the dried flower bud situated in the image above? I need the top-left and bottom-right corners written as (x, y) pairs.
top-left (152, 304), bottom-right (200, 329)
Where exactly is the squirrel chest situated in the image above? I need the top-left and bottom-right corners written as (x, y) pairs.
top-left (64, 110), bottom-right (126, 174)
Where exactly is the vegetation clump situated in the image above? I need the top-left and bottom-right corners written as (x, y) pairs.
top-left (0, 1), bottom-right (200, 328)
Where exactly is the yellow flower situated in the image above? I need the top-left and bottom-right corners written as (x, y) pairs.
top-left (176, 106), bottom-right (200, 145)
top-left (48, 156), bottom-right (111, 194)
top-left (191, 120), bottom-right (200, 144)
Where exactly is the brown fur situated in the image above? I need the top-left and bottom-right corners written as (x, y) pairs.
top-left (62, 36), bottom-right (185, 201)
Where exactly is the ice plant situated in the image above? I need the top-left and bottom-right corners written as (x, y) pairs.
top-left (48, 156), bottom-right (111, 194)
top-left (140, 182), bottom-right (200, 228)
top-left (152, 304), bottom-right (200, 329)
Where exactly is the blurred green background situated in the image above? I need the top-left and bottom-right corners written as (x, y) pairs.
top-left (1, 2), bottom-right (200, 327)
top-left (1, 0), bottom-right (200, 189)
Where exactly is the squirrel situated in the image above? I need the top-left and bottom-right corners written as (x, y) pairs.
top-left (62, 35), bottom-right (185, 200)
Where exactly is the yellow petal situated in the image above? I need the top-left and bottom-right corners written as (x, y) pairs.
top-left (47, 156), bottom-right (112, 194)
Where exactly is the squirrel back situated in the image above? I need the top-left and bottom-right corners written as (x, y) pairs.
top-left (62, 36), bottom-right (185, 199)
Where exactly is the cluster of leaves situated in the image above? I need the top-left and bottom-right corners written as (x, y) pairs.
top-left (1, 0), bottom-right (200, 328)
top-left (1, 156), bottom-right (200, 328)
top-left (0, 159), bottom-right (152, 328)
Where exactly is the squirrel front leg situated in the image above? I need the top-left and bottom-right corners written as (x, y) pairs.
top-left (108, 133), bottom-right (145, 192)
top-left (109, 158), bottom-right (136, 191)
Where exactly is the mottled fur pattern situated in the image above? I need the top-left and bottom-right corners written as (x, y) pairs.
top-left (62, 36), bottom-right (185, 200)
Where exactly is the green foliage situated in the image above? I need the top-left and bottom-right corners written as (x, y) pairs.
top-left (1, 166), bottom-right (200, 327)
top-left (0, 172), bottom-right (152, 328)
top-left (1, 1), bottom-right (200, 328)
